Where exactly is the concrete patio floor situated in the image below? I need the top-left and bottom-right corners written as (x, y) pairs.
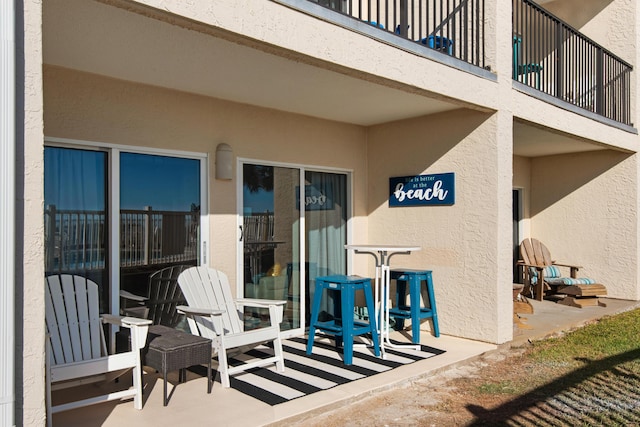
top-left (51, 297), bottom-right (640, 427)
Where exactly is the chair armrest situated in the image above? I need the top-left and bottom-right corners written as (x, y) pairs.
top-left (552, 262), bottom-right (581, 278)
top-left (119, 290), bottom-right (147, 303)
top-left (102, 314), bottom-right (152, 327)
top-left (553, 262), bottom-right (581, 268)
top-left (236, 299), bottom-right (286, 325)
top-left (102, 314), bottom-right (152, 350)
top-left (176, 305), bottom-right (224, 317)
top-left (235, 298), bottom-right (287, 308)
top-left (102, 314), bottom-right (153, 352)
top-left (121, 317), bottom-right (153, 327)
top-left (119, 290), bottom-right (149, 318)
top-left (517, 262), bottom-right (544, 270)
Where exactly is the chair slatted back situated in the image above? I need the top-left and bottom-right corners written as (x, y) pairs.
top-left (45, 275), bottom-right (105, 366)
top-left (520, 238), bottom-right (553, 267)
top-left (147, 265), bottom-right (189, 327)
top-left (178, 266), bottom-right (243, 338)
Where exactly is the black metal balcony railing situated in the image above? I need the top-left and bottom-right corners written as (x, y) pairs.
top-left (310, 0), bottom-right (485, 68)
top-left (44, 205), bottom-right (199, 273)
top-left (513, 0), bottom-right (632, 125)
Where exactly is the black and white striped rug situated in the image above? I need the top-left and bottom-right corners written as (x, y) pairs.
top-left (211, 336), bottom-right (446, 405)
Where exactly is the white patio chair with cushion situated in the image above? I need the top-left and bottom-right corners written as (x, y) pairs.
top-left (45, 274), bottom-right (151, 425)
top-left (176, 266), bottom-right (286, 388)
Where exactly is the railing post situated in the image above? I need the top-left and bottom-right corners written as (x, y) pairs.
top-left (555, 21), bottom-right (563, 100)
top-left (399, 0), bottom-right (408, 38)
top-left (144, 206), bottom-right (152, 265)
top-left (45, 204), bottom-right (57, 271)
top-left (595, 46), bottom-right (604, 116)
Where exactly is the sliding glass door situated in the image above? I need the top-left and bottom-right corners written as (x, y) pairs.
top-left (240, 161), bottom-right (348, 335)
top-left (119, 152), bottom-right (201, 299)
top-left (45, 147), bottom-right (109, 312)
top-left (44, 143), bottom-right (207, 316)
top-left (242, 164), bottom-right (301, 331)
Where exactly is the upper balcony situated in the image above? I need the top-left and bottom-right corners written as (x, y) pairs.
top-left (513, 0), bottom-right (633, 126)
top-left (43, 0), bottom-right (633, 131)
top-left (307, 0), bottom-right (633, 126)
top-left (308, 0), bottom-right (487, 69)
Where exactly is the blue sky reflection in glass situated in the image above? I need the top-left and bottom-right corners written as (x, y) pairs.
top-left (120, 152), bottom-right (200, 211)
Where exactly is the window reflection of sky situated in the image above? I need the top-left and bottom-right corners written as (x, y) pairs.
top-left (243, 187), bottom-right (273, 214)
top-left (120, 153), bottom-right (200, 211)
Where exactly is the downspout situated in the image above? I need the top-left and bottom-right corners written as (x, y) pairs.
top-left (0, 0), bottom-right (16, 424)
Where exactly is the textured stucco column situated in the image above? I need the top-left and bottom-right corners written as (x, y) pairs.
top-left (492, 0), bottom-right (516, 345)
top-left (21, 0), bottom-right (46, 425)
top-left (366, 108), bottom-right (514, 344)
top-left (494, 109), bottom-right (515, 344)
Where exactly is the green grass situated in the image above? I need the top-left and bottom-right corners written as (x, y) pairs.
top-left (465, 308), bottom-right (640, 425)
top-left (476, 381), bottom-right (521, 395)
top-left (530, 308), bottom-right (640, 366)
top-left (473, 308), bottom-right (640, 399)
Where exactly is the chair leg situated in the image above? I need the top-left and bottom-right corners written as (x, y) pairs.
top-left (218, 350), bottom-right (231, 388)
top-left (395, 279), bottom-right (407, 331)
top-left (536, 280), bottom-right (544, 301)
top-left (132, 361), bottom-right (144, 409)
top-left (341, 285), bottom-right (355, 365)
top-left (363, 282), bottom-right (380, 357)
top-left (273, 333), bottom-right (285, 373)
top-left (425, 273), bottom-right (440, 338)
top-left (162, 369), bottom-right (168, 407)
top-left (306, 283), bottom-right (324, 355)
top-left (409, 279), bottom-right (421, 344)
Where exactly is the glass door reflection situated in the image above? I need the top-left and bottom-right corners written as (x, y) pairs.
top-left (242, 164), bottom-right (300, 331)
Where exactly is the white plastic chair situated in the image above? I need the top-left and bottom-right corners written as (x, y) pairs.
top-left (45, 274), bottom-right (151, 425)
top-left (177, 266), bottom-right (286, 387)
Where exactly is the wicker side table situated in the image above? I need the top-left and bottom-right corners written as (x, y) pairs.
top-left (143, 325), bottom-right (212, 406)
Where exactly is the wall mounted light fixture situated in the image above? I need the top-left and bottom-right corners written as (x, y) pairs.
top-left (215, 143), bottom-right (233, 180)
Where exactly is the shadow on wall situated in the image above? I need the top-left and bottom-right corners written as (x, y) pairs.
top-left (529, 150), bottom-right (632, 217)
top-left (367, 108), bottom-right (492, 209)
top-left (540, 0), bottom-right (615, 31)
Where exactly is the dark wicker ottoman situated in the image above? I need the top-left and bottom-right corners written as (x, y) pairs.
top-left (143, 325), bottom-right (212, 406)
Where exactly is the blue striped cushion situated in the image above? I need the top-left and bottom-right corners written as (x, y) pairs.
top-left (546, 277), bottom-right (596, 286)
top-left (528, 265), bottom-right (561, 284)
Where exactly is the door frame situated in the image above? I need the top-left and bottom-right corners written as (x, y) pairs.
top-left (236, 157), bottom-right (352, 338)
top-left (513, 187), bottom-right (524, 283)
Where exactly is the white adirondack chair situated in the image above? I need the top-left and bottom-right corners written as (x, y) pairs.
top-left (176, 266), bottom-right (286, 388)
top-left (45, 274), bottom-right (151, 424)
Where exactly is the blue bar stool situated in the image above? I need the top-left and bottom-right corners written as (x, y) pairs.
top-left (306, 275), bottom-right (380, 365)
top-left (390, 269), bottom-right (440, 343)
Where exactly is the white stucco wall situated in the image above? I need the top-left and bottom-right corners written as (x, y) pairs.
top-left (515, 149), bottom-right (640, 302)
top-left (366, 109), bottom-right (513, 344)
top-left (22, 0), bottom-right (46, 425)
top-left (529, 150), bottom-right (639, 300)
top-left (43, 66), bottom-right (368, 289)
top-left (128, 0), bottom-right (501, 112)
